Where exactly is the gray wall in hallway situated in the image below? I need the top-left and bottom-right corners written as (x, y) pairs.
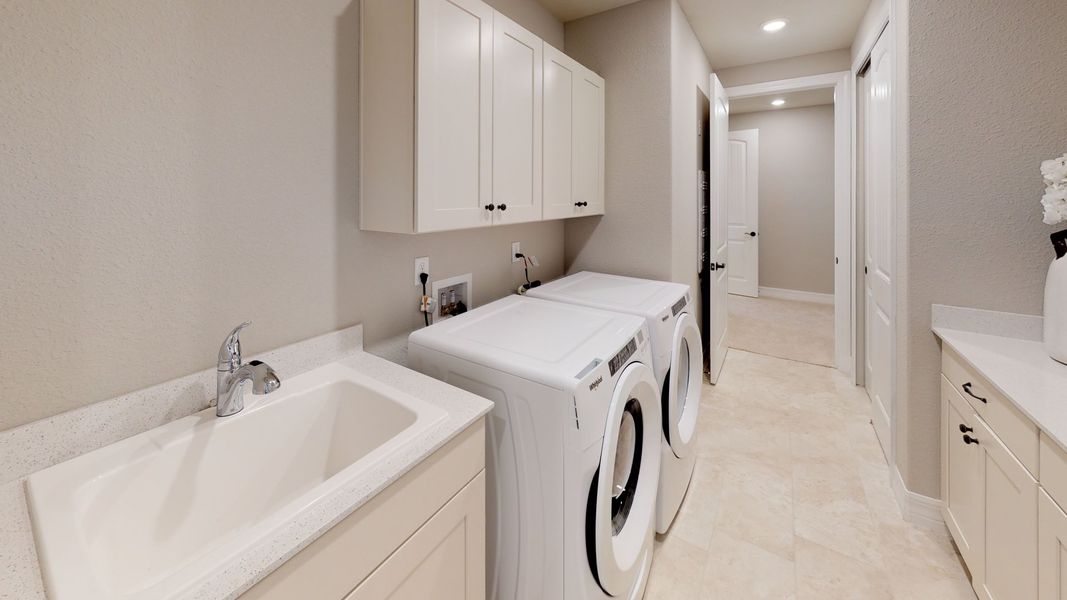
top-left (730, 105), bottom-right (836, 295)
top-left (0, 0), bottom-right (565, 431)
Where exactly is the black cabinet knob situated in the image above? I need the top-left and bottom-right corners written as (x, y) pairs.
top-left (498, 203), bottom-right (507, 211)
top-left (485, 204), bottom-right (495, 211)
top-left (747, 231), bottom-right (757, 237)
top-left (574, 201), bottom-right (588, 207)
top-left (963, 434), bottom-right (979, 445)
top-left (959, 424), bottom-right (973, 434)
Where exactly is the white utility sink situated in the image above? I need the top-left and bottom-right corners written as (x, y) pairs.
top-left (26, 361), bottom-right (447, 600)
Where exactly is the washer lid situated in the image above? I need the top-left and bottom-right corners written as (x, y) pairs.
top-left (408, 296), bottom-right (646, 391)
top-left (527, 271), bottom-right (691, 320)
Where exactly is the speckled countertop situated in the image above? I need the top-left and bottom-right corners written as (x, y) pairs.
top-left (932, 304), bottom-right (1067, 453)
top-left (0, 329), bottom-right (491, 600)
top-left (934, 327), bottom-right (1067, 451)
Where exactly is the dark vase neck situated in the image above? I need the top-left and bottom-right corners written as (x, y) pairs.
top-left (1053, 228), bottom-right (1067, 260)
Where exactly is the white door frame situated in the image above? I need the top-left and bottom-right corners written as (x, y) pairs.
top-left (725, 71), bottom-right (854, 378)
top-left (726, 129), bottom-right (759, 297)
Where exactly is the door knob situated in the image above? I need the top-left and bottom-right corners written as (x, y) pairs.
top-left (497, 203), bottom-right (507, 211)
top-left (747, 231), bottom-right (757, 237)
top-left (962, 434), bottom-right (979, 445)
top-left (484, 204), bottom-right (495, 211)
top-left (958, 424), bottom-right (973, 434)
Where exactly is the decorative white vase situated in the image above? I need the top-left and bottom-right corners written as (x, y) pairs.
top-left (1046, 230), bottom-right (1067, 365)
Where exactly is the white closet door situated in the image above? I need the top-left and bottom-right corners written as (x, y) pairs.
top-left (542, 45), bottom-right (576, 220)
top-left (726, 129), bottom-right (759, 298)
top-left (708, 74), bottom-right (730, 384)
top-left (864, 21), bottom-right (895, 456)
top-left (573, 68), bottom-right (605, 215)
top-left (417, 0), bottom-right (494, 232)
top-left (492, 13), bottom-right (542, 225)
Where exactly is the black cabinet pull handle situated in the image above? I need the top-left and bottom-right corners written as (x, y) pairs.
top-left (575, 201), bottom-right (588, 207)
top-left (485, 204), bottom-right (495, 211)
top-left (962, 383), bottom-right (987, 404)
top-left (959, 424), bottom-right (973, 434)
top-left (962, 434), bottom-right (979, 445)
top-left (747, 231), bottom-right (757, 237)
top-left (497, 204), bottom-right (507, 211)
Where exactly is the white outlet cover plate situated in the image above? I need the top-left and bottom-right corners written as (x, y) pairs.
top-left (414, 256), bottom-right (430, 286)
top-left (511, 242), bottom-right (521, 263)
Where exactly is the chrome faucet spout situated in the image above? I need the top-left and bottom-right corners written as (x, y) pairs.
top-left (215, 323), bottom-right (281, 417)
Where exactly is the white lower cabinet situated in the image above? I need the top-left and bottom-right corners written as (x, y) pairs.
top-left (974, 416), bottom-right (1038, 600)
top-left (241, 421), bottom-right (486, 600)
top-left (941, 349), bottom-right (1040, 600)
top-left (1040, 489), bottom-right (1067, 600)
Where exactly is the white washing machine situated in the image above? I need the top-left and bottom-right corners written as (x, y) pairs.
top-left (408, 296), bottom-right (661, 600)
top-left (528, 272), bottom-right (702, 533)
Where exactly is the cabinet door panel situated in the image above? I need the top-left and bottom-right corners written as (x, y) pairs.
top-left (492, 14), bottom-right (542, 225)
top-left (347, 472), bottom-right (486, 600)
top-left (1040, 489), bottom-right (1067, 600)
top-left (942, 376), bottom-right (984, 571)
top-left (977, 417), bottom-right (1038, 600)
top-left (573, 69), bottom-right (604, 215)
top-left (417, 0), bottom-right (494, 232)
top-left (542, 45), bottom-right (576, 220)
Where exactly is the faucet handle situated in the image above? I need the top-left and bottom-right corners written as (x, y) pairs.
top-left (218, 321), bottom-right (251, 372)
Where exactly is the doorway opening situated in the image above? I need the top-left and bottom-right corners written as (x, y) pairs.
top-left (722, 72), bottom-right (853, 372)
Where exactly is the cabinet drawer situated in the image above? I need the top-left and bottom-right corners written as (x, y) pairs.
top-left (1042, 433), bottom-right (1067, 512)
top-left (943, 346), bottom-right (1038, 475)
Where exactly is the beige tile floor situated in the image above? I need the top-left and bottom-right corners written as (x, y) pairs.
top-left (643, 349), bottom-right (975, 600)
top-left (728, 295), bottom-right (835, 368)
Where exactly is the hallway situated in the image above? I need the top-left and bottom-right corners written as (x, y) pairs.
top-left (644, 349), bottom-right (974, 599)
top-left (728, 296), bottom-right (835, 367)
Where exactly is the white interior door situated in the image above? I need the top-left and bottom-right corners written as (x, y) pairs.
top-left (492, 13), bottom-right (541, 225)
top-left (708, 75), bottom-right (730, 384)
top-left (416, 0), bottom-right (495, 232)
top-left (726, 129), bottom-right (759, 298)
top-left (863, 23), bottom-right (894, 457)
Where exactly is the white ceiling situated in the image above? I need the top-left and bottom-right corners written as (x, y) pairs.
top-left (539, 0), bottom-right (870, 70)
top-left (729, 88), bottom-right (835, 115)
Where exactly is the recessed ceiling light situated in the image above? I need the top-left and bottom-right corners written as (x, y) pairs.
top-left (761, 19), bottom-right (788, 33)
top-left (771, 98), bottom-right (786, 107)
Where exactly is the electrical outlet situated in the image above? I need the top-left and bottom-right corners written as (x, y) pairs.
top-left (511, 242), bottom-right (522, 263)
top-left (414, 256), bottom-right (429, 285)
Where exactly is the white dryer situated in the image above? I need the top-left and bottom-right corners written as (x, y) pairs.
top-left (408, 296), bottom-right (661, 600)
top-left (527, 272), bottom-right (702, 533)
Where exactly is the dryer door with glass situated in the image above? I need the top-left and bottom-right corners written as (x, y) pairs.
top-left (663, 312), bottom-right (703, 459)
top-left (585, 362), bottom-right (661, 596)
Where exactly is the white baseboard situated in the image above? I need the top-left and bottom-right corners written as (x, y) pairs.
top-left (757, 286), bottom-right (834, 305)
top-left (891, 463), bottom-right (947, 531)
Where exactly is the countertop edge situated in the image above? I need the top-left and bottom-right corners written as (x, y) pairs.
top-left (933, 326), bottom-right (1067, 453)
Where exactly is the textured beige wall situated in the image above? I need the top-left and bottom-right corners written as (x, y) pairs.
top-left (670, 0), bottom-right (711, 306)
top-left (0, 0), bottom-right (564, 431)
top-left (904, 0), bottom-right (1067, 496)
top-left (562, 0), bottom-right (709, 295)
top-left (563, 0), bottom-right (674, 281)
top-left (730, 105), bottom-right (836, 295)
top-left (715, 49), bottom-right (852, 88)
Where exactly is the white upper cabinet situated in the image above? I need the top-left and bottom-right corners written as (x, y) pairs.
top-left (542, 45), bottom-right (605, 220)
top-left (359, 0), bottom-right (604, 233)
top-left (492, 13), bottom-right (542, 225)
top-left (417, 0), bottom-right (495, 232)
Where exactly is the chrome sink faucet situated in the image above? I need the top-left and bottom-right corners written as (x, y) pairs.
top-left (216, 322), bottom-right (281, 417)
